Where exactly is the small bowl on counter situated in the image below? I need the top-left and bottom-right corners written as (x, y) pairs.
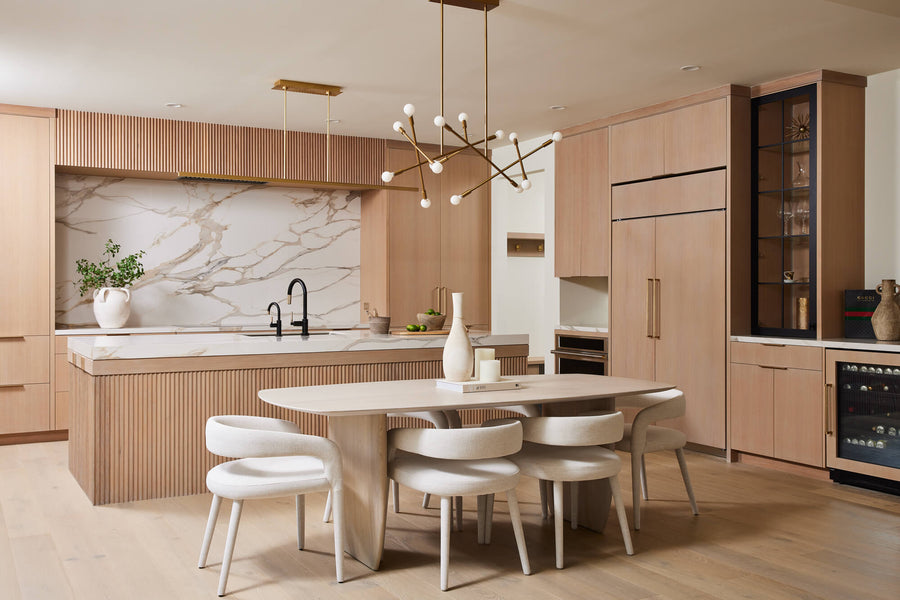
top-left (417, 313), bottom-right (446, 330)
top-left (368, 316), bottom-right (391, 335)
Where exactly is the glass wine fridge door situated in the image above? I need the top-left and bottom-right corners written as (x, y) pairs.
top-left (835, 361), bottom-right (900, 469)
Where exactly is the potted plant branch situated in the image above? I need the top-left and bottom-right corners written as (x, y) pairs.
top-left (75, 239), bottom-right (146, 328)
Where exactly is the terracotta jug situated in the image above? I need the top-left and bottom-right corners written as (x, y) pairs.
top-left (442, 292), bottom-right (474, 381)
top-left (872, 279), bottom-right (900, 341)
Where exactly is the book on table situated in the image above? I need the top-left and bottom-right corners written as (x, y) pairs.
top-left (435, 379), bottom-right (522, 393)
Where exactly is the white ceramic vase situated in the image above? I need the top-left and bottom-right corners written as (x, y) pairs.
top-left (442, 292), bottom-right (474, 382)
top-left (92, 287), bottom-right (131, 329)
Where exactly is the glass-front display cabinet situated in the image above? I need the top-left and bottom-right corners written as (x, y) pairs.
top-left (751, 84), bottom-right (817, 337)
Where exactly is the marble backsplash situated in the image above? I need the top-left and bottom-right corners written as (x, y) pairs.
top-left (55, 175), bottom-right (361, 329)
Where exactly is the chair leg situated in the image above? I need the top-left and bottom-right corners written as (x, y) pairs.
top-left (392, 480), bottom-right (400, 513)
top-left (198, 494), bottom-right (223, 568)
top-left (675, 448), bottom-right (699, 516)
top-left (631, 452), bottom-right (643, 531)
top-left (538, 479), bottom-right (550, 520)
top-left (218, 499), bottom-right (244, 597)
top-left (570, 482), bottom-right (579, 530)
top-left (506, 489), bottom-right (531, 576)
top-left (323, 490), bottom-right (332, 522)
top-left (609, 475), bottom-right (634, 555)
top-left (422, 492), bottom-right (431, 509)
top-left (455, 496), bottom-right (463, 532)
top-left (484, 494), bottom-right (495, 544)
top-left (476, 495), bottom-right (486, 544)
top-left (640, 454), bottom-right (649, 500)
top-left (331, 488), bottom-right (345, 583)
top-left (440, 496), bottom-right (451, 591)
top-left (296, 494), bottom-right (305, 550)
top-left (553, 480), bottom-right (565, 569)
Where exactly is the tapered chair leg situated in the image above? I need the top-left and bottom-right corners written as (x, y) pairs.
top-left (440, 496), bottom-right (452, 591)
top-left (455, 496), bottom-right (463, 532)
top-left (632, 452), bottom-right (643, 530)
top-left (506, 489), bottom-right (531, 575)
top-left (553, 480), bottom-right (565, 569)
top-left (198, 494), bottom-right (223, 568)
top-left (423, 492), bottom-right (431, 508)
top-left (296, 495), bottom-right (305, 550)
top-left (218, 499), bottom-right (244, 597)
top-left (323, 490), bottom-right (332, 522)
top-left (609, 475), bottom-right (634, 555)
top-left (392, 480), bottom-right (400, 513)
top-left (539, 479), bottom-right (550, 519)
top-left (484, 494), bottom-right (494, 544)
top-left (640, 454), bottom-right (649, 500)
top-left (476, 495), bottom-right (486, 544)
top-left (570, 482), bottom-right (579, 530)
top-left (675, 448), bottom-right (699, 515)
top-left (331, 489), bottom-right (345, 583)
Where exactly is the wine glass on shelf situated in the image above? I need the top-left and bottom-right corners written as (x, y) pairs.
top-left (795, 205), bottom-right (810, 235)
top-left (776, 206), bottom-right (793, 236)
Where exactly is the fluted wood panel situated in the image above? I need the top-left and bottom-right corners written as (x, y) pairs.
top-left (69, 355), bottom-right (527, 505)
top-left (56, 110), bottom-right (385, 185)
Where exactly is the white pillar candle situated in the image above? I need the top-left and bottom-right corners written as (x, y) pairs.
top-left (480, 359), bottom-right (501, 383)
top-left (474, 348), bottom-right (495, 381)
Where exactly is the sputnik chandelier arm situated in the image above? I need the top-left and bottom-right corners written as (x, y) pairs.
top-left (384, 0), bottom-right (561, 208)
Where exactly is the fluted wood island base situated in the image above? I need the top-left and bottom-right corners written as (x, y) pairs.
top-left (66, 332), bottom-right (528, 505)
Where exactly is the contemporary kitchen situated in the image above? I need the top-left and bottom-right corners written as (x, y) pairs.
top-left (2, 1), bottom-right (899, 598)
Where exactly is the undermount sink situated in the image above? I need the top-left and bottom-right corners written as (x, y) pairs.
top-left (243, 332), bottom-right (334, 337)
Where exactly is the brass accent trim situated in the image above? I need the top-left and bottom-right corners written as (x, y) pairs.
top-left (176, 172), bottom-right (417, 192)
top-left (272, 79), bottom-right (343, 96)
top-left (429, 0), bottom-right (499, 11)
top-left (825, 383), bottom-right (834, 435)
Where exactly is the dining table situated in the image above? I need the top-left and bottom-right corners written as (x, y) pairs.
top-left (258, 372), bottom-right (675, 570)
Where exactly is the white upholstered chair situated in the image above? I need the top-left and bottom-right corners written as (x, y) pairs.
top-left (198, 415), bottom-right (344, 596)
top-left (388, 421), bottom-right (531, 591)
top-left (486, 412), bottom-right (634, 569)
top-left (615, 389), bottom-right (699, 530)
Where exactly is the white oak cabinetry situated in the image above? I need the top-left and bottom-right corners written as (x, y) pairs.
top-left (730, 342), bottom-right (824, 466)
top-left (0, 106), bottom-right (56, 439)
top-left (609, 98), bottom-right (726, 184)
top-left (554, 127), bottom-right (609, 277)
top-left (361, 143), bottom-right (491, 329)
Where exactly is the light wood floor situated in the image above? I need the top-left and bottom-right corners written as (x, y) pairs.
top-left (0, 441), bottom-right (898, 599)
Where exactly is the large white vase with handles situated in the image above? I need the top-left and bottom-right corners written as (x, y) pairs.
top-left (442, 292), bottom-right (474, 382)
top-left (92, 287), bottom-right (131, 328)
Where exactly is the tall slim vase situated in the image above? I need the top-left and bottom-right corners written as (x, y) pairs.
top-left (872, 279), bottom-right (900, 341)
top-left (442, 292), bottom-right (474, 382)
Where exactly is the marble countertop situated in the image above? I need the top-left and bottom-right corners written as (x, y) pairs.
top-left (731, 335), bottom-right (900, 353)
top-left (68, 330), bottom-right (528, 361)
top-left (56, 324), bottom-right (365, 336)
top-left (556, 325), bottom-right (609, 334)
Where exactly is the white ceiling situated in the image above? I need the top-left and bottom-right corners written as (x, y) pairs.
top-left (2, 0), bottom-right (900, 144)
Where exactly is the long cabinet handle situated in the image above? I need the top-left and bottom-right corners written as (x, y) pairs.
top-left (654, 279), bottom-right (661, 339)
top-left (0, 384), bottom-right (26, 389)
top-left (757, 364), bottom-right (788, 370)
top-left (825, 383), bottom-right (834, 435)
top-left (647, 279), bottom-right (654, 338)
top-left (432, 287), bottom-right (440, 313)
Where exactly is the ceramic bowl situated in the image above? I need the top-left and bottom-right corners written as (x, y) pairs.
top-left (417, 313), bottom-right (446, 330)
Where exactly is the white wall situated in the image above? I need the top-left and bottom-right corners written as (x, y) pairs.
top-left (491, 137), bottom-right (559, 370)
top-left (865, 68), bottom-right (900, 286)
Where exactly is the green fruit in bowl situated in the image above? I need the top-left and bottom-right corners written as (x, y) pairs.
top-left (426, 308), bottom-right (435, 315)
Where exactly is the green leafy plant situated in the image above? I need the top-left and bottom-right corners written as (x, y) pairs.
top-left (74, 239), bottom-right (146, 297)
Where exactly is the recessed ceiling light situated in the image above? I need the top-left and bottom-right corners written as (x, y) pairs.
top-left (549, 105), bottom-right (567, 111)
top-left (680, 65), bottom-right (701, 72)
top-left (164, 102), bottom-right (183, 108)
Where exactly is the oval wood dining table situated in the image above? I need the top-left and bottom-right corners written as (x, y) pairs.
top-left (259, 373), bottom-right (674, 570)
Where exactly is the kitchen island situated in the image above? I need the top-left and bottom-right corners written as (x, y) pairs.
top-left (66, 331), bottom-right (528, 504)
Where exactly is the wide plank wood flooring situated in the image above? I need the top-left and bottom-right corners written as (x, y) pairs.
top-left (0, 441), bottom-right (897, 599)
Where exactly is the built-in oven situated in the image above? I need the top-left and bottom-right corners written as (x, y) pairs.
top-left (552, 331), bottom-right (607, 375)
top-left (826, 349), bottom-right (900, 493)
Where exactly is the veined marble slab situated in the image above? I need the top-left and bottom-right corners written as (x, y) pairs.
top-left (731, 335), bottom-right (900, 353)
top-left (556, 325), bottom-right (609, 334)
top-left (68, 331), bottom-right (529, 361)
top-left (55, 175), bottom-right (361, 329)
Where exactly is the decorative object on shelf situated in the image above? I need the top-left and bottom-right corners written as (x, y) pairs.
top-left (872, 279), bottom-right (900, 341)
top-left (417, 309), bottom-right (446, 330)
top-left (474, 347), bottom-right (495, 380)
top-left (798, 297), bottom-right (809, 330)
top-left (382, 0), bottom-right (561, 208)
top-left (74, 239), bottom-right (145, 328)
top-left (785, 112), bottom-right (810, 140)
top-left (442, 292), bottom-right (474, 381)
top-left (784, 270), bottom-right (795, 282)
top-left (366, 307), bottom-right (391, 335)
top-left (843, 289), bottom-right (878, 339)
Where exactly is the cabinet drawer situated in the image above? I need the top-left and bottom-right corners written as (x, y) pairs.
top-left (731, 341), bottom-right (822, 371)
top-left (612, 170), bottom-right (725, 220)
top-left (0, 383), bottom-right (50, 434)
top-left (0, 336), bottom-right (50, 385)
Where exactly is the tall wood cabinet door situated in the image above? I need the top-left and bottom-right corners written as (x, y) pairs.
top-left (0, 114), bottom-right (51, 337)
top-left (663, 99), bottom-right (727, 175)
top-left (387, 147), bottom-right (441, 327)
top-left (441, 153), bottom-right (491, 328)
top-left (730, 363), bottom-right (774, 456)
top-left (554, 128), bottom-right (609, 277)
top-left (774, 368), bottom-right (824, 466)
top-left (609, 114), bottom-right (664, 184)
top-left (655, 211), bottom-right (726, 448)
top-left (610, 218), bottom-right (656, 381)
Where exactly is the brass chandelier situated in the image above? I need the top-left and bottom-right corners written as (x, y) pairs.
top-left (382, 0), bottom-right (561, 208)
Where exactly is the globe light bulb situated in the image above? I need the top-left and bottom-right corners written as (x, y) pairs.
top-left (521, 179), bottom-right (532, 191)
top-left (450, 195), bottom-right (462, 205)
top-left (514, 184), bottom-right (524, 194)
top-left (434, 115), bottom-right (446, 127)
top-left (508, 132), bottom-right (518, 142)
top-left (393, 121), bottom-right (403, 132)
top-left (552, 131), bottom-right (563, 142)
top-left (420, 198), bottom-right (431, 208)
top-left (430, 161), bottom-right (444, 174)
top-left (403, 103), bottom-right (416, 116)
top-left (494, 129), bottom-right (504, 140)
top-left (381, 171), bottom-right (394, 183)
top-left (458, 112), bottom-right (468, 123)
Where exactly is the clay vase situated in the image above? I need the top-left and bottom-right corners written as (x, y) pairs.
top-left (442, 292), bottom-right (474, 382)
top-left (92, 287), bottom-right (131, 329)
top-left (872, 279), bottom-right (900, 341)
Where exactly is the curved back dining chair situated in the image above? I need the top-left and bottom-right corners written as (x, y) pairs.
top-left (198, 415), bottom-right (345, 596)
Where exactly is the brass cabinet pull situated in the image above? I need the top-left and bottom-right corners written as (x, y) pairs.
top-left (757, 364), bottom-right (788, 370)
top-left (432, 286), bottom-right (440, 313)
top-left (825, 383), bottom-right (834, 435)
top-left (0, 384), bottom-right (26, 389)
top-left (761, 343), bottom-right (786, 347)
top-left (654, 279), bottom-right (661, 339)
top-left (647, 279), bottom-right (654, 338)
